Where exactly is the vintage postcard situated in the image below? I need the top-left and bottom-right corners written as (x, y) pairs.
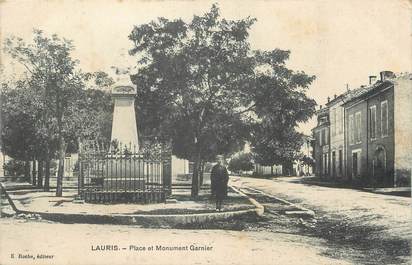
top-left (0, 0), bottom-right (411, 264)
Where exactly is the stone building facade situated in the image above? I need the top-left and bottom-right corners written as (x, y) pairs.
top-left (312, 106), bottom-right (330, 179)
top-left (326, 94), bottom-right (347, 180)
top-left (343, 80), bottom-right (394, 186)
top-left (313, 71), bottom-right (412, 187)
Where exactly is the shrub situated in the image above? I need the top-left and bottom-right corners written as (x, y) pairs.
top-left (3, 159), bottom-right (25, 177)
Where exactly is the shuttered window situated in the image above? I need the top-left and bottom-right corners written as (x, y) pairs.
top-left (369, 106), bottom-right (376, 139)
top-left (381, 101), bottom-right (388, 137)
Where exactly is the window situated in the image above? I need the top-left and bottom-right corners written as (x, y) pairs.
top-left (323, 153), bottom-right (328, 175)
top-left (338, 149), bottom-right (343, 174)
top-left (369, 105), bottom-right (376, 139)
top-left (319, 131), bottom-right (322, 146)
top-left (325, 128), bottom-right (329, 145)
top-left (331, 109), bottom-right (336, 136)
top-left (355, 112), bottom-right (362, 143)
top-left (321, 129), bottom-right (326, 146)
top-left (335, 107), bottom-right (342, 135)
top-left (349, 114), bottom-right (354, 144)
top-left (381, 101), bottom-right (388, 137)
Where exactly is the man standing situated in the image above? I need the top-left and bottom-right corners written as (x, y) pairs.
top-left (210, 155), bottom-right (229, 211)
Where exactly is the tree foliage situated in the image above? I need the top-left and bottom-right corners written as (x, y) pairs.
top-left (128, 4), bottom-right (316, 196)
top-left (1, 81), bottom-right (43, 162)
top-left (2, 30), bottom-right (114, 194)
top-left (228, 153), bottom-right (254, 173)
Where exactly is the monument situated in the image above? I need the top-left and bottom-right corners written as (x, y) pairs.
top-left (110, 79), bottom-right (139, 150)
top-left (78, 77), bottom-right (170, 203)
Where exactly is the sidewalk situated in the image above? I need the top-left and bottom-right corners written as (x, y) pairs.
top-left (1, 184), bottom-right (262, 227)
top-left (299, 176), bottom-right (411, 197)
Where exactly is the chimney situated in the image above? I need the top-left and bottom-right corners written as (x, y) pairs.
top-left (327, 97), bottom-right (330, 103)
top-left (380, 71), bottom-right (395, 81)
top-left (369, 75), bottom-right (377, 85)
top-left (334, 94), bottom-right (337, 99)
top-left (320, 105), bottom-right (322, 109)
top-left (346, 83), bottom-right (350, 91)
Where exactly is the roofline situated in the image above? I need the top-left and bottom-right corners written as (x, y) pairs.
top-left (325, 94), bottom-right (345, 107)
top-left (342, 80), bottom-right (393, 107)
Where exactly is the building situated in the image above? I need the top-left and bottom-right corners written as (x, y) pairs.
top-left (343, 78), bottom-right (393, 185)
top-left (312, 106), bottom-right (330, 179)
top-left (171, 155), bottom-right (190, 183)
top-left (344, 72), bottom-right (412, 187)
top-left (392, 73), bottom-right (412, 186)
top-left (326, 94), bottom-right (346, 180)
top-left (313, 71), bottom-right (412, 187)
top-left (254, 164), bottom-right (283, 176)
top-left (326, 82), bottom-right (378, 181)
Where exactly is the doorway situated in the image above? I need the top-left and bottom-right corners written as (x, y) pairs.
top-left (352, 152), bottom-right (358, 178)
top-left (374, 147), bottom-right (386, 185)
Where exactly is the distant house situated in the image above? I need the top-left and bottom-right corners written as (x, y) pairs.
top-left (254, 164), bottom-right (283, 176)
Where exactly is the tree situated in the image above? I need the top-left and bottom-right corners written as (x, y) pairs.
top-left (3, 30), bottom-right (114, 196)
top-left (228, 153), bottom-right (254, 173)
top-left (73, 73), bottom-right (114, 148)
top-left (252, 123), bottom-right (305, 164)
top-left (128, 5), bottom-right (316, 197)
top-left (1, 76), bottom-right (113, 188)
top-left (4, 30), bottom-right (85, 196)
top-left (1, 81), bottom-right (38, 180)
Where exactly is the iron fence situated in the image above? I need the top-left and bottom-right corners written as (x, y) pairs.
top-left (78, 141), bottom-right (171, 204)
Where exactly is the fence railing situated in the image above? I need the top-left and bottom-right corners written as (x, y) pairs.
top-left (78, 141), bottom-right (171, 204)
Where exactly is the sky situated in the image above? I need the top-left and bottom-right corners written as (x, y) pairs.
top-left (1, 0), bottom-right (411, 134)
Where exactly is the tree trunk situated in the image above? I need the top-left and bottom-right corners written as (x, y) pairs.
top-left (271, 165), bottom-right (274, 176)
top-left (24, 160), bottom-right (30, 181)
top-left (44, 155), bottom-right (50, 192)
top-left (56, 137), bottom-right (66, 196)
top-left (37, 161), bottom-right (43, 188)
top-left (199, 161), bottom-right (204, 187)
top-left (32, 160), bottom-right (37, 186)
top-left (191, 153), bottom-right (201, 198)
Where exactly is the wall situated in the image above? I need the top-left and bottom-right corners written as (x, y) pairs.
top-left (394, 75), bottom-right (412, 186)
top-left (254, 164), bottom-right (282, 175)
top-left (313, 124), bottom-right (330, 179)
top-left (171, 155), bottom-right (189, 182)
top-left (329, 102), bottom-right (346, 179)
top-left (366, 86), bottom-right (395, 186)
top-left (345, 100), bottom-right (368, 183)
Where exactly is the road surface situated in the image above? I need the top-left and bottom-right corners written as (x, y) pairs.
top-left (230, 176), bottom-right (411, 265)
top-left (0, 217), bottom-right (349, 265)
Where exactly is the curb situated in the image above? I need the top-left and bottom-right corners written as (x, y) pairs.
top-left (240, 186), bottom-right (315, 218)
top-left (301, 179), bottom-right (411, 197)
top-left (14, 208), bottom-right (258, 227)
top-left (2, 185), bottom-right (262, 227)
top-left (229, 185), bottom-right (264, 216)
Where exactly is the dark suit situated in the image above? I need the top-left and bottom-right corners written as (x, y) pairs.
top-left (211, 164), bottom-right (229, 200)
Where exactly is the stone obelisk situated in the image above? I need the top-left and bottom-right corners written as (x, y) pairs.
top-left (110, 78), bottom-right (139, 150)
